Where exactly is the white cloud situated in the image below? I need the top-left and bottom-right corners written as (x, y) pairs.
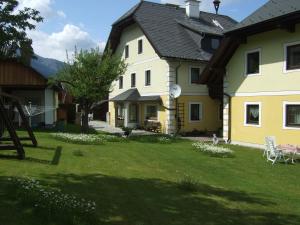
top-left (57, 10), bottom-right (67, 19)
top-left (17, 0), bottom-right (66, 19)
top-left (29, 24), bottom-right (105, 61)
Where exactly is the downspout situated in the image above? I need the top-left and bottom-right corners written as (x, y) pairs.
top-left (223, 92), bottom-right (231, 143)
top-left (175, 62), bottom-right (182, 134)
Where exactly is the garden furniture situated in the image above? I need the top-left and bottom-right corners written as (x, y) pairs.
top-left (264, 136), bottom-right (287, 164)
top-left (277, 144), bottom-right (300, 164)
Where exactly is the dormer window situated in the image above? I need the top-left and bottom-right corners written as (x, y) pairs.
top-left (125, 45), bottom-right (129, 58)
top-left (211, 38), bottom-right (220, 50)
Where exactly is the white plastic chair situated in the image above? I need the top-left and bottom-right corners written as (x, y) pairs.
top-left (264, 136), bottom-right (286, 165)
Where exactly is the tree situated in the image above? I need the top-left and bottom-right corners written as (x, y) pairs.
top-left (54, 48), bottom-right (127, 133)
top-left (0, 0), bottom-right (43, 64)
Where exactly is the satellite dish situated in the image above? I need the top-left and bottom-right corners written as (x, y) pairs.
top-left (170, 84), bottom-right (182, 99)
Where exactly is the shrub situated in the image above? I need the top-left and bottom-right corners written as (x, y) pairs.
top-left (98, 134), bottom-right (127, 142)
top-left (178, 175), bottom-right (199, 192)
top-left (51, 133), bottom-right (104, 145)
top-left (192, 142), bottom-right (233, 157)
top-left (158, 137), bottom-right (172, 144)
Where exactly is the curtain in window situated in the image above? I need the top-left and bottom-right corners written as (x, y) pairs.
top-left (287, 105), bottom-right (300, 125)
top-left (250, 106), bottom-right (259, 119)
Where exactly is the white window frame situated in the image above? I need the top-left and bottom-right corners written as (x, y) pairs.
top-left (144, 69), bottom-right (151, 87)
top-left (244, 102), bottom-right (262, 127)
top-left (138, 38), bottom-right (143, 54)
top-left (282, 101), bottom-right (300, 130)
top-left (244, 48), bottom-right (261, 76)
top-left (189, 102), bottom-right (203, 123)
top-left (189, 66), bottom-right (201, 85)
top-left (283, 41), bottom-right (300, 74)
top-left (144, 104), bottom-right (159, 121)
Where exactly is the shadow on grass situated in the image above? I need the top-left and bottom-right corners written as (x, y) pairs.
top-left (1, 174), bottom-right (298, 225)
top-left (0, 146), bottom-right (62, 166)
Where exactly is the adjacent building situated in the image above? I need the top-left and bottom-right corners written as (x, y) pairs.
top-left (200, 0), bottom-right (300, 147)
top-left (107, 0), bottom-right (236, 134)
top-left (0, 59), bottom-right (62, 127)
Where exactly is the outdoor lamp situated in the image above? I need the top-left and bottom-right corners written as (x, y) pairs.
top-left (213, 0), bottom-right (221, 14)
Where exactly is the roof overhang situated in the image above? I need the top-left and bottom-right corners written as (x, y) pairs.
top-left (110, 88), bottom-right (161, 102)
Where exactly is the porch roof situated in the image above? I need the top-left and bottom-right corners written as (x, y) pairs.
top-left (110, 88), bottom-right (161, 102)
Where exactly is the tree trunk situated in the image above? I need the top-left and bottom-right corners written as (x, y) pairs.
top-left (81, 104), bottom-right (90, 133)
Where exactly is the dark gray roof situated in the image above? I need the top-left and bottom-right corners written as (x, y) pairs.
top-left (228, 0), bottom-right (300, 32)
top-left (110, 88), bottom-right (161, 102)
top-left (109, 1), bottom-right (237, 61)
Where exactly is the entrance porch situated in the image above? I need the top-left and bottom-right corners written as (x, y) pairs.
top-left (110, 89), bottom-right (163, 132)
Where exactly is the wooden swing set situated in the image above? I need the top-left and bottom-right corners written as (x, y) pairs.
top-left (0, 92), bottom-right (37, 159)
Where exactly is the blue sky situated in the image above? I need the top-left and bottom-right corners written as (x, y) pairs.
top-left (18, 0), bottom-right (268, 61)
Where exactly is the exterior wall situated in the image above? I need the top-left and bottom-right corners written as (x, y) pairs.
top-left (226, 24), bottom-right (300, 146)
top-left (109, 24), bottom-right (169, 98)
top-left (0, 61), bottom-right (47, 87)
top-left (45, 88), bottom-right (56, 125)
top-left (226, 24), bottom-right (300, 95)
top-left (231, 95), bottom-right (300, 146)
top-left (177, 95), bottom-right (222, 133)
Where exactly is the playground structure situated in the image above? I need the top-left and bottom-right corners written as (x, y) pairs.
top-left (0, 92), bottom-right (37, 159)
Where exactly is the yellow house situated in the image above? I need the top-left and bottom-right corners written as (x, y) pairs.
top-left (200, 0), bottom-right (300, 147)
top-left (106, 0), bottom-right (236, 134)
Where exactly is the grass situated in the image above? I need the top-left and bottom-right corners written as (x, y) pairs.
top-left (0, 130), bottom-right (299, 225)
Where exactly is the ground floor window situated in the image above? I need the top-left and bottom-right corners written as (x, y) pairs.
top-left (244, 102), bottom-right (261, 127)
top-left (117, 104), bottom-right (125, 119)
top-left (145, 105), bottom-right (158, 120)
top-left (284, 102), bottom-right (300, 128)
top-left (129, 104), bottom-right (138, 122)
top-left (189, 102), bottom-right (202, 122)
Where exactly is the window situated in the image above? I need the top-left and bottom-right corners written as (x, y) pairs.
top-left (119, 76), bottom-right (123, 89)
top-left (246, 50), bottom-right (260, 75)
top-left (131, 73), bottom-right (136, 88)
top-left (190, 67), bottom-right (200, 84)
top-left (129, 104), bottom-right (138, 122)
top-left (125, 45), bottom-right (129, 58)
top-left (284, 102), bottom-right (300, 129)
top-left (211, 38), bottom-right (220, 49)
top-left (138, 39), bottom-right (143, 54)
top-left (189, 103), bottom-right (202, 122)
top-left (286, 43), bottom-right (300, 71)
top-left (244, 103), bottom-right (261, 126)
top-left (145, 105), bottom-right (158, 120)
top-left (145, 70), bottom-right (151, 86)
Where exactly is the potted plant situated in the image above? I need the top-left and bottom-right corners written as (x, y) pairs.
top-left (122, 127), bottom-right (133, 137)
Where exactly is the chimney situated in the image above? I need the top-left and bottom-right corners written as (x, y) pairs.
top-left (185, 0), bottom-right (200, 19)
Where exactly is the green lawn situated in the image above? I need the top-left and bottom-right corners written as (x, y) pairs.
top-left (0, 131), bottom-right (299, 225)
